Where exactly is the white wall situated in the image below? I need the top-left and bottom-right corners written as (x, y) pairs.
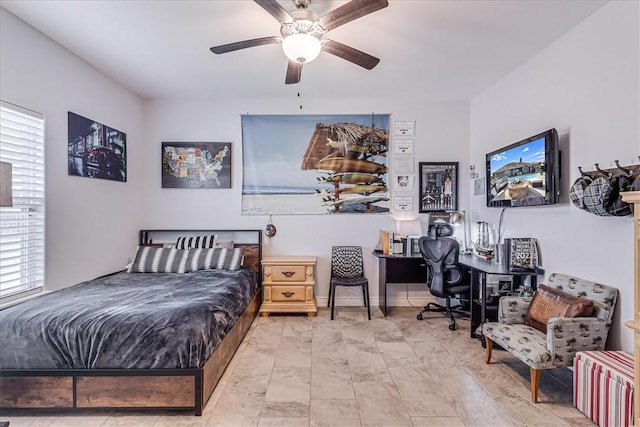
top-left (469, 1), bottom-right (639, 351)
top-left (142, 97), bottom-right (469, 306)
top-left (0, 9), bottom-right (146, 290)
top-left (0, 5), bottom-right (471, 307)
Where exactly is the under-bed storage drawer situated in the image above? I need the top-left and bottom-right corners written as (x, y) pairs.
top-left (0, 376), bottom-right (73, 408)
top-left (76, 376), bottom-right (195, 408)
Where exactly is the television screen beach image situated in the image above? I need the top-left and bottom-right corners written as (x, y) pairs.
top-left (486, 128), bottom-right (558, 208)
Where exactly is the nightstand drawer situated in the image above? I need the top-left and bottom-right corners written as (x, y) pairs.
top-left (270, 265), bottom-right (307, 282)
top-left (270, 286), bottom-right (306, 302)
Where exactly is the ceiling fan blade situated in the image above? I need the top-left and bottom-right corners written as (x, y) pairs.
top-left (254, 0), bottom-right (293, 23)
top-left (319, 0), bottom-right (388, 32)
top-left (210, 36), bottom-right (281, 54)
top-left (322, 40), bottom-right (380, 70)
top-left (285, 61), bottom-right (302, 84)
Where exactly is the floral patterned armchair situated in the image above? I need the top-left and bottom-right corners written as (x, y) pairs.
top-left (482, 273), bottom-right (618, 403)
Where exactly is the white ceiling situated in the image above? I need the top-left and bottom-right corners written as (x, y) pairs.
top-left (1, 0), bottom-right (606, 101)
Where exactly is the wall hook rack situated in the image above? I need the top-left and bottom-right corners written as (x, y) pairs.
top-left (578, 159), bottom-right (640, 179)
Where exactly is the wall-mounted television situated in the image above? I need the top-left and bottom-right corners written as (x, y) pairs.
top-left (486, 128), bottom-right (559, 208)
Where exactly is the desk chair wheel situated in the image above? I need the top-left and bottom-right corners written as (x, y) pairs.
top-left (417, 311), bottom-right (458, 329)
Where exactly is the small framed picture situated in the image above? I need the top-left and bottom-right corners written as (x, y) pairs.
top-left (394, 121), bottom-right (415, 137)
top-left (392, 196), bottom-right (413, 211)
top-left (418, 162), bottom-right (458, 212)
top-left (498, 280), bottom-right (513, 292)
top-left (393, 156), bottom-right (415, 174)
top-left (394, 139), bottom-right (414, 154)
top-left (393, 174), bottom-right (414, 192)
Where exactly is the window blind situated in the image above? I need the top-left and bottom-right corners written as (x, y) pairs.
top-left (0, 101), bottom-right (45, 300)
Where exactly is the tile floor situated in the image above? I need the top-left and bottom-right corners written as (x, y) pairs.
top-left (1, 307), bottom-right (595, 427)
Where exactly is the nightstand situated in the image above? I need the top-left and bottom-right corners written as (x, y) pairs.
top-left (260, 256), bottom-right (317, 317)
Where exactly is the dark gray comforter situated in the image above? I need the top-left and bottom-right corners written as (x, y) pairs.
top-left (0, 268), bottom-right (257, 370)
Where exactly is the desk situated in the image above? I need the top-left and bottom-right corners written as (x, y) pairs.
top-left (373, 252), bottom-right (427, 316)
top-left (458, 253), bottom-right (544, 340)
top-left (372, 251), bottom-right (545, 332)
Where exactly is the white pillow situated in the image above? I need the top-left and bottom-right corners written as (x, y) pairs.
top-left (215, 239), bottom-right (234, 249)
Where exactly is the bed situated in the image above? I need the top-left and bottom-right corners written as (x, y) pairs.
top-left (0, 229), bottom-right (262, 416)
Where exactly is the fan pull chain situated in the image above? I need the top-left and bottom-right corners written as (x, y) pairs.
top-left (298, 92), bottom-right (303, 110)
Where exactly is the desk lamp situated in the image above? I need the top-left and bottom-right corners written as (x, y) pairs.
top-left (450, 210), bottom-right (469, 253)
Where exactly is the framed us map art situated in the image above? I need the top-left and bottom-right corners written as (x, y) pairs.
top-left (162, 142), bottom-right (232, 189)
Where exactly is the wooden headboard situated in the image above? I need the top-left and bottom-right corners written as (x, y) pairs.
top-left (138, 229), bottom-right (263, 275)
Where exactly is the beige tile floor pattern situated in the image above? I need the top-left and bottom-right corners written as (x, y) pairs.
top-left (1, 307), bottom-right (595, 427)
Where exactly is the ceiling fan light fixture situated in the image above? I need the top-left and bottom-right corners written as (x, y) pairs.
top-left (282, 33), bottom-right (321, 64)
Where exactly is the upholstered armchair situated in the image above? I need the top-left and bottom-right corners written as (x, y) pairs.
top-left (482, 273), bottom-right (618, 403)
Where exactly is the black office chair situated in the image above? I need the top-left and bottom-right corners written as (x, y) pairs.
top-left (328, 246), bottom-right (371, 320)
top-left (417, 225), bottom-right (470, 330)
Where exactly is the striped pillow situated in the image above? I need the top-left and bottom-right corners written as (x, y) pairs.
top-left (128, 247), bottom-right (191, 273)
top-left (187, 247), bottom-right (245, 271)
top-left (175, 234), bottom-right (217, 249)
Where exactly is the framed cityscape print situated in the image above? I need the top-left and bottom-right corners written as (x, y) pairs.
top-left (67, 112), bottom-right (127, 182)
top-left (162, 142), bottom-right (232, 189)
top-left (418, 162), bottom-right (458, 212)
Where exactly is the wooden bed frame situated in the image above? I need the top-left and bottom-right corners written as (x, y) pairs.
top-left (0, 229), bottom-right (263, 416)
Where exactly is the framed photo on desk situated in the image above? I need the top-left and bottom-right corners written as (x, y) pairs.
top-left (418, 162), bottom-right (458, 212)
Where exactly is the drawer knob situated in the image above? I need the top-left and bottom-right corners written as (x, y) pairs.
top-left (281, 291), bottom-right (295, 298)
top-left (282, 271), bottom-right (296, 278)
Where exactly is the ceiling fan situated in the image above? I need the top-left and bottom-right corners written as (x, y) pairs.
top-left (210, 0), bottom-right (389, 84)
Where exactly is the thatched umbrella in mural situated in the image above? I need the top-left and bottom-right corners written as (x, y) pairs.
top-left (301, 122), bottom-right (389, 213)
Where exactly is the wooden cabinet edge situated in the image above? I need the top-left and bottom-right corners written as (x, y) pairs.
top-left (621, 190), bottom-right (640, 427)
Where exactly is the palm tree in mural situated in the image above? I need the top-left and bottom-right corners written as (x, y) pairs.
top-left (579, 322), bottom-right (590, 337)
top-left (553, 324), bottom-right (564, 339)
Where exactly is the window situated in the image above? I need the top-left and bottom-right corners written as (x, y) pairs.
top-left (0, 101), bottom-right (45, 301)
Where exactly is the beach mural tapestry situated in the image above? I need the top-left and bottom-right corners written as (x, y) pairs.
top-left (242, 114), bottom-right (390, 215)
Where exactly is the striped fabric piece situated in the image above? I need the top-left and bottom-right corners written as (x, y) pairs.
top-left (186, 248), bottom-right (219, 272)
top-left (175, 234), bottom-right (217, 249)
top-left (127, 247), bottom-right (190, 273)
top-left (186, 247), bottom-right (244, 271)
top-left (573, 351), bottom-right (634, 427)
